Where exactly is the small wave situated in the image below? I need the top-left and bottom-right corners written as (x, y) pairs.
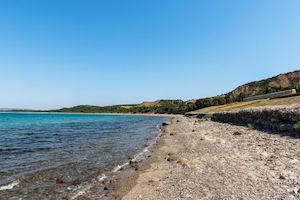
top-left (97, 174), bottom-right (107, 182)
top-left (112, 162), bottom-right (129, 173)
top-left (0, 148), bottom-right (39, 154)
top-left (67, 120), bottom-right (166, 199)
top-left (111, 143), bottom-right (152, 174)
top-left (0, 180), bottom-right (19, 191)
top-left (67, 174), bottom-right (108, 199)
top-left (0, 148), bottom-right (20, 152)
top-left (71, 184), bottom-right (92, 199)
top-left (34, 147), bottom-right (52, 151)
top-left (112, 123), bottom-right (163, 174)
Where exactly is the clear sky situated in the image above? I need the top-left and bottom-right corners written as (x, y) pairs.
top-left (0, 0), bottom-right (299, 109)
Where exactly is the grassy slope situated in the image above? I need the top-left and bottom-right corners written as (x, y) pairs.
top-left (193, 95), bottom-right (300, 113)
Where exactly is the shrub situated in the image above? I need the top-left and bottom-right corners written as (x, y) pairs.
top-left (203, 113), bottom-right (213, 120)
top-left (247, 123), bottom-right (255, 129)
top-left (293, 122), bottom-right (300, 131)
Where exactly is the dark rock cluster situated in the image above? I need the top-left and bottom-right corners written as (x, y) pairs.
top-left (210, 107), bottom-right (300, 136)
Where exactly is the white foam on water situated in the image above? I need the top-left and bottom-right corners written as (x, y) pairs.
top-left (112, 162), bottom-right (129, 173)
top-left (0, 180), bottom-right (19, 191)
top-left (112, 123), bottom-right (164, 174)
top-left (97, 174), bottom-right (107, 182)
top-left (69, 121), bottom-right (166, 199)
top-left (112, 125), bottom-right (163, 173)
top-left (68, 174), bottom-right (108, 199)
top-left (71, 184), bottom-right (92, 200)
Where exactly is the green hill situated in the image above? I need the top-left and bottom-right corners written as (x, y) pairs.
top-left (47, 70), bottom-right (300, 114)
top-left (51, 100), bottom-right (196, 114)
top-left (195, 70), bottom-right (300, 109)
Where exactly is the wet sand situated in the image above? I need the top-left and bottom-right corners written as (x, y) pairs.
top-left (120, 116), bottom-right (300, 200)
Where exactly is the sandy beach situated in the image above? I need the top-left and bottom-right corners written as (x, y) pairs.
top-left (119, 116), bottom-right (300, 200)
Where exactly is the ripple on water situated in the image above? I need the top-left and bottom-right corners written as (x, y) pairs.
top-left (0, 112), bottom-right (169, 199)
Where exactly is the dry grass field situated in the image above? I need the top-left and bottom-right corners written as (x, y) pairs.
top-left (195, 95), bottom-right (300, 113)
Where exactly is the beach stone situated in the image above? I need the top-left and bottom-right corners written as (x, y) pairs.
top-left (109, 179), bottom-right (116, 187)
top-left (279, 174), bottom-right (286, 180)
top-left (288, 187), bottom-right (299, 195)
top-left (279, 124), bottom-right (293, 131)
top-left (56, 177), bottom-right (65, 184)
top-left (233, 131), bottom-right (242, 136)
top-left (149, 177), bottom-right (160, 183)
top-left (72, 179), bottom-right (81, 185)
top-left (178, 158), bottom-right (190, 167)
top-left (128, 156), bottom-right (133, 160)
top-left (112, 194), bottom-right (121, 199)
top-left (162, 122), bottom-right (170, 126)
top-left (129, 160), bottom-right (139, 170)
top-left (289, 159), bottom-right (299, 165)
top-left (63, 194), bottom-right (72, 200)
top-left (167, 154), bottom-right (177, 162)
top-left (103, 179), bottom-right (116, 188)
top-left (129, 160), bottom-right (138, 165)
top-left (143, 143), bottom-right (149, 147)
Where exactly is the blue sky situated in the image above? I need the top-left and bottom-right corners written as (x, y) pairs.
top-left (0, 0), bottom-right (299, 109)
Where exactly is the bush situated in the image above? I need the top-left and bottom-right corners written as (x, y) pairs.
top-left (247, 123), bottom-right (255, 129)
top-left (203, 113), bottom-right (213, 120)
top-left (293, 122), bottom-right (300, 131)
top-left (195, 96), bottom-right (226, 109)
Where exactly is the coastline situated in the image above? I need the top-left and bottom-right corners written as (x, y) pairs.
top-left (0, 111), bottom-right (178, 117)
top-left (113, 117), bottom-right (179, 199)
top-left (118, 116), bottom-right (300, 200)
top-left (2, 113), bottom-right (299, 199)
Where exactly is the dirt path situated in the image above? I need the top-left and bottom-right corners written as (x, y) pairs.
top-left (122, 116), bottom-right (300, 200)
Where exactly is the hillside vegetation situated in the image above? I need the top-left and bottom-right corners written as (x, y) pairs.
top-left (50, 70), bottom-right (300, 114)
top-left (194, 95), bottom-right (300, 113)
top-left (52, 100), bottom-right (197, 114)
top-left (195, 70), bottom-right (300, 109)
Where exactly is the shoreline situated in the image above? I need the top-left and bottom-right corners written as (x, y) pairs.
top-left (64, 117), bottom-right (174, 200)
top-left (118, 116), bottom-right (300, 199)
top-left (0, 114), bottom-right (171, 200)
top-left (2, 114), bottom-right (299, 199)
top-left (114, 116), bottom-right (180, 199)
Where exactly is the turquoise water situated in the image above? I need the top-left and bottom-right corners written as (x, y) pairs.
top-left (0, 112), bottom-right (168, 196)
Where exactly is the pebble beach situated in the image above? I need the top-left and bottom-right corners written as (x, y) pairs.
top-left (120, 116), bottom-right (300, 200)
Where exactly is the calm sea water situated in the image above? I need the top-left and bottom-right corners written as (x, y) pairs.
top-left (0, 112), bottom-right (168, 197)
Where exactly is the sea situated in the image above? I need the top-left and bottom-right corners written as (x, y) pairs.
top-left (0, 112), bottom-right (169, 199)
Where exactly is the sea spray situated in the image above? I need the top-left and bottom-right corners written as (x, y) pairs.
top-left (0, 180), bottom-right (19, 191)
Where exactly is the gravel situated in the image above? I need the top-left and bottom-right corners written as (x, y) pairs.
top-left (122, 116), bottom-right (300, 200)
